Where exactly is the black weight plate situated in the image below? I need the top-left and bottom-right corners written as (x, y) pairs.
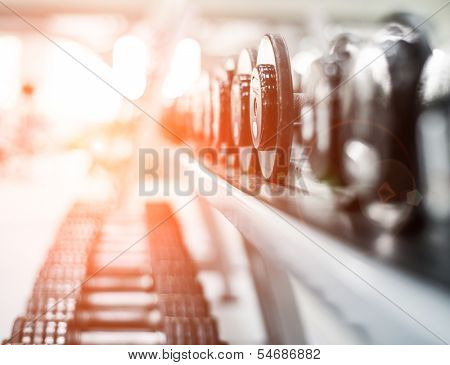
top-left (251, 34), bottom-right (294, 181)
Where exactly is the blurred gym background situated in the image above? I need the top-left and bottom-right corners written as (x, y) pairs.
top-left (0, 0), bottom-right (448, 344)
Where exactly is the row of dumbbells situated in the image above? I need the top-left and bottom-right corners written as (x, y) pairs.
top-left (5, 202), bottom-right (222, 345)
top-left (166, 13), bottom-right (450, 230)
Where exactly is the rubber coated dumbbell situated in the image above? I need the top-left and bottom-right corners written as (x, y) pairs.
top-left (191, 72), bottom-right (211, 145)
top-left (73, 295), bottom-right (209, 329)
top-left (249, 34), bottom-right (298, 182)
top-left (231, 48), bottom-right (260, 174)
top-left (416, 48), bottom-right (450, 222)
top-left (7, 317), bottom-right (71, 345)
top-left (210, 57), bottom-right (239, 165)
top-left (301, 33), bottom-right (362, 184)
top-left (8, 315), bottom-right (221, 345)
top-left (164, 317), bottom-right (220, 345)
top-left (6, 317), bottom-right (164, 345)
top-left (340, 13), bottom-right (432, 230)
top-left (197, 72), bottom-right (214, 147)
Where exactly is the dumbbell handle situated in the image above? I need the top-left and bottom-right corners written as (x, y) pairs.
top-left (80, 291), bottom-right (158, 308)
top-left (292, 92), bottom-right (306, 126)
top-left (76, 308), bottom-right (162, 329)
top-left (74, 330), bottom-right (166, 345)
top-left (84, 274), bottom-right (153, 292)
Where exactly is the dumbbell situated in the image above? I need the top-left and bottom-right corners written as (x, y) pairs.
top-left (76, 295), bottom-right (207, 328)
top-left (29, 290), bottom-right (82, 320)
top-left (68, 201), bottom-right (109, 216)
top-left (51, 236), bottom-right (95, 251)
top-left (210, 57), bottom-right (239, 166)
top-left (84, 259), bottom-right (196, 288)
top-left (196, 72), bottom-right (214, 148)
top-left (185, 92), bottom-right (196, 141)
top-left (25, 284), bottom-right (208, 341)
top-left (149, 244), bottom-right (190, 261)
top-left (231, 48), bottom-right (260, 174)
top-left (7, 317), bottom-right (72, 345)
top-left (38, 264), bottom-right (86, 283)
top-left (191, 89), bottom-right (202, 144)
top-left (165, 95), bottom-right (192, 142)
top-left (78, 289), bottom-right (207, 314)
top-left (27, 291), bottom-right (78, 312)
top-left (31, 279), bottom-right (83, 298)
top-left (74, 293), bottom-right (209, 327)
top-left (87, 250), bottom-right (151, 276)
top-left (340, 14), bottom-right (432, 229)
top-left (74, 308), bottom-right (163, 330)
top-left (190, 72), bottom-right (210, 144)
top-left (44, 251), bottom-right (88, 266)
top-left (175, 94), bottom-right (192, 140)
top-left (75, 296), bottom-right (180, 329)
top-left (160, 99), bottom-right (178, 141)
top-left (17, 288), bottom-right (211, 342)
top-left (7, 316), bottom-right (220, 345)
top-left (416, 49), bottom-right (450, 222)
top-left (164, 317), bottom-right (220, 345)
top-left (153, 275), bottom-right (203, 294)
top-left (56, 223), bottom-right (100, 238)
top-left (89, 237), bottom-right (195, 273)
top-left (249, 34), bottom-right (298, 182)
top-left (146, 202), bottom-right (182, 226)
top-left (301, 33), bottom-right (362, 184)
top-left (93, 239), bottom-right (148, 255)
top-left (55, 224), bottom-right (101, 244)
top-left (11, 291), bottom-right (213, 344)
top-left (6, 201), bottom-right (220, 345)
top-left (68, 327), bottom-right (166, 345)
top-left (6, 317), bottom-right (164, 345)
top-left (86, 255), bottom-right (197, 282)
top-left (78, 292), bottom-right (209, 316)
top-left (146, 226), bottom-right (185, 249)
top-left (26, 274), bottom-right (206, 332)
top-left (158, 293), bottom-right (209, 317)
top-left (26, 296), bottom-right (77, 323)
top-left (24, 289), bottom-right (80, 328)
top-left (148, 228), bottom-right (184, 247)
top-left (73, 318), bottom-right (218, 345)
top-left (83, 272), bottom-right (154, 292)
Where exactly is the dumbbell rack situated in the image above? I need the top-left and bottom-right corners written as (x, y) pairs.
top-left (4, 201), bottom-right (221, 345)
top-left (180, 155), bottom-right (450, 344)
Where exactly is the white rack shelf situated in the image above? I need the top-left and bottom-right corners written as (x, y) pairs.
top-left (181, 155), bottom-right (450, 344)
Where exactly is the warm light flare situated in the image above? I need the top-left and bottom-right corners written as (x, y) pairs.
top-left (162, 38), bottom-right (201, 100)
top-left (113, 35), bottom-right (149, 100)
top-left (35, 40), bottom-right (122, 137)
top-left (0, 35), bottom-right (22, 110)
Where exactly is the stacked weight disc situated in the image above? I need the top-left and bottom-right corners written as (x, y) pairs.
top-left (5, 202), bottom-right (221, 345)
